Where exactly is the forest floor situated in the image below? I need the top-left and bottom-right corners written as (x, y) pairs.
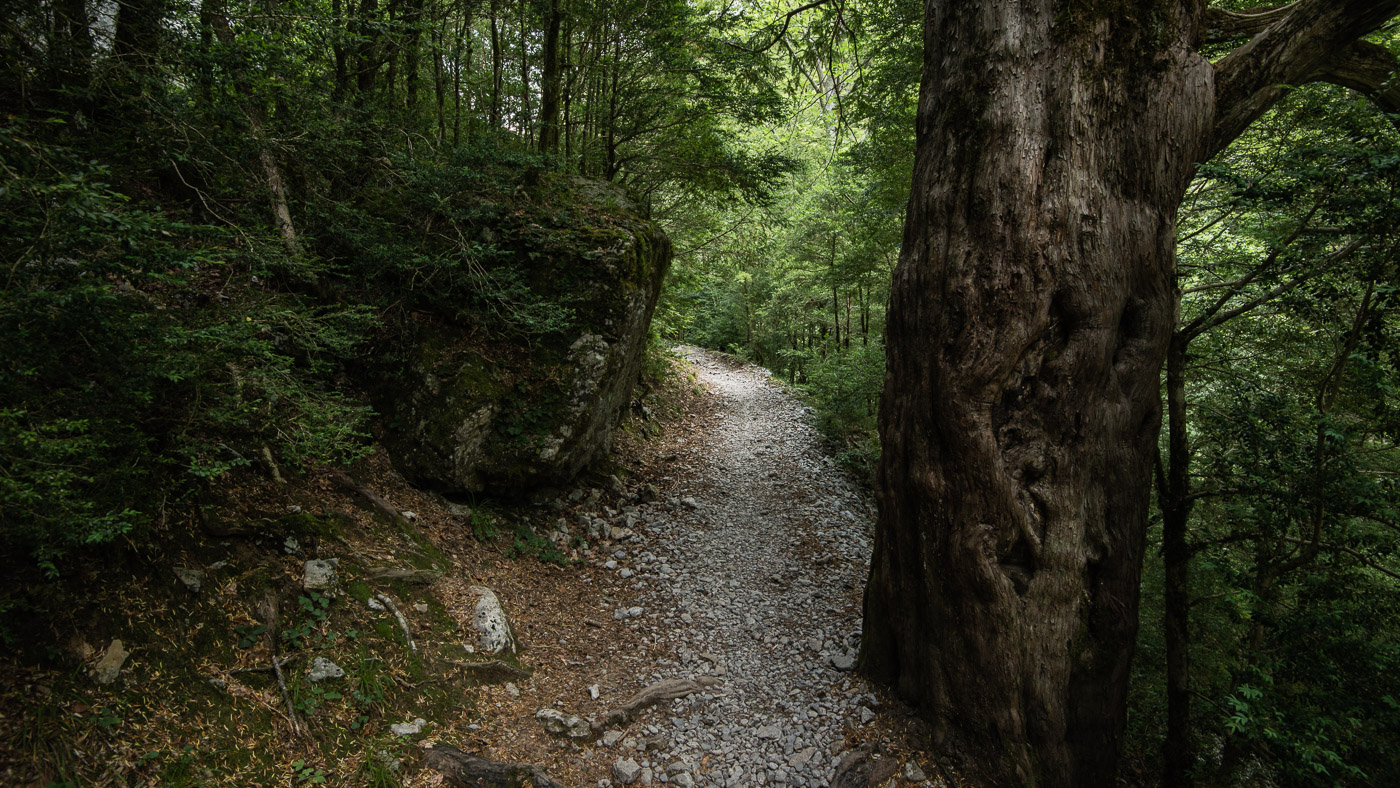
top-left (0, 348), bottom-right (943, 787)
top-left (440, 347), bottom-right (942, 787)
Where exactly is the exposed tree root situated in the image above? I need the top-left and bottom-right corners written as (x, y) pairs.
top-left (423, 744), bottom-right (566, 788)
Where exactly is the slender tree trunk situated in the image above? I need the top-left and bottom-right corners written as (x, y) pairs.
top-left (207, 4), bottom-right (299, 255)
top-left (489, 0), bottom-right (501, 128)
top-left (404, 0), bottom-right (425, 112)
top-left (1162, 330), bottom-right (1195, 788)
top-left (518, 0), bottom-right (531, 144)
top-left (332, 0), bottom-right (350, 103)
top-left (354, 0), bottom-right (381, 102)
top-left (830, 233), bottom-right (840, 352)
top-left (537, 0), bottom-right (562, 153)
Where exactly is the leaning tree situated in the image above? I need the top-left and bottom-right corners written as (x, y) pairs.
top-left (859, 3), bottom-right (1400, 786)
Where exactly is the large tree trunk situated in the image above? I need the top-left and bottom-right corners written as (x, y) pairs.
top-left (861, 2), bottom-right (1400, 786)
top-left (860, 5), bottom-right (1212, 786)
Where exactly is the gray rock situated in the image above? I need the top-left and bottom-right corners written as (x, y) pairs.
top-left (671, 775), bottom-right (694, 788)
top-left (756, 725), bottom-right (782, 740)
top-left (390, 718), bottom-right (427, 735)
top-left (859, 706), bottom-right (875, 724)
top-left (602, 730), bottom-right (625, 747)
top-left (829, 653), bottom-right (856, 671)
top-left (307, 656), bottom-right (345, 682)
top-left (505, 682), bottom-right (521, 698)
top-left (302, 559), bottom-right (340, 595)
top-left (613, 758), bottom-right (642, 785)
top-left (536, 708), bottom-right (592, 739)
top-left (469, 586), bottom-right (516, 655)
top-left (447, 502), bottom-right (473, 518)
top-left (901, 760), bottom-right (928, 782)
top-left (173, 567), bottom-right (203, 593)
top-left (91, 639), bottom-right (128, 684)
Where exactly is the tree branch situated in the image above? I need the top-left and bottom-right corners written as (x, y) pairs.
top-left (1318, 39), bottom-right (1400, 114)
top-left (1204, 4), bottom-right (1298, 43)
top-left (727, 0), bottom-right (834, 55)
top-left (1209, 0), bottom-right (1400, 159)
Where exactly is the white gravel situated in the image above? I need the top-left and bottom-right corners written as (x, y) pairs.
top-left (599, 347), bottom-right (878, 787)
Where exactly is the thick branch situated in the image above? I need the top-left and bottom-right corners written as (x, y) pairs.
top-left (1204, 4), bottom-right (1298, 43)
top-left (1319, 40), bottom-right (1400, 114)
top-left (727, 0), bottom-right (833, 54)
top-left (1210, 0), bottom-right (1400, 158)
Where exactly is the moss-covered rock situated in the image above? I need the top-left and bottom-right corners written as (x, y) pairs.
top-left (381, 178), bottom-right (671, 495)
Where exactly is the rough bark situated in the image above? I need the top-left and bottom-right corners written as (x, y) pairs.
top-left (538, 0), bottom-right (563, 154)
top-left (860, 2), bottom-right (1400, 786)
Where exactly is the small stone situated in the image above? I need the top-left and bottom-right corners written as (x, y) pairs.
top-left (302, 558), bottom-right (340, 595)
top-left (605, 560), bottom-right (619, 570)
top-left (505, 682), bottom-right (521, 698)
top-left (789, 748), bottom-right (816, 769)
top-left (829, 653), bottom-right (856, 671)
top-left (91, 639), bottom-right (128, 684)
top-left (859, 706), bottom-right (875, 724)
top-left (307, 656), bottom-right (345, 682)
top-left (283, 537), bottom-right (300, 555)
top-left (413, 602), bottom-right (429, 613)
top-left (628, 606), bottom-right (643, 618)
top-left (469, 586), bottom-right (516, 655)
top-left (447, 502), bottom-right (473, 518)
top-left (173, 567), bottom-right (203, 593)
top-left (671, 774), bottom-right (694, 788)
top-left (613, 758), bottom-right (642, 785)
top-left (536, 708), bottom-right (592, 739)
top-left (901, 760), bottom-right (928, 782)
top-left (401, 510), bottom-right (418, 521)
top-left (589, 684), bottom-right (600, 700)
top-left (619, 568), bottom-right (635, 579)
top-left (208, 678), bottom-right (228, 691)
top-left (390, 718), bottom-right (427, 736)
top-left (603, 730), bottom-right (625, 747)
top-left (639, 767), bottom-right (654, 785)
top-left (680, 497), bottom-right (699, 510)
top-left (756, 724), bottom-right (781, 740)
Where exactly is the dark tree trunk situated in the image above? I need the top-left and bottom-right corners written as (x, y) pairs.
top-left (489, 0), bottom-right (502, 128)
top-left (537, 0), bottom-right (562, 153)
top-left (861, 2), bottom-right (1400, 786)
top-left (865, 5), bottom-right (1208, 787)
top-left (1162, 331), bottom-right (1195, 788)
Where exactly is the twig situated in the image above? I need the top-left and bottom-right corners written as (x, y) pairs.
top-left (598, 677), bottom-right (721, 730)
top-left (229, 654), bottom-right (302, 674)
top-left (376, 594), bottom-right (417, 652)
top-left (259, 594), bottom-right (304, 737)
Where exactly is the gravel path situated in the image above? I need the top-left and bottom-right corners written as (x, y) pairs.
top-left (603, 347), bottom-right (879, 787)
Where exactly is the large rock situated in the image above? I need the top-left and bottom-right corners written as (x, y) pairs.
top-left (382, 179), bottom-right (671, 496)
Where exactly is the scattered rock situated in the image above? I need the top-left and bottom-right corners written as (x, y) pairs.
top-left (413, 602), bottom-right (429, 613)
top-left (830, 653), bottom-right (856, 671)
top-left (173, 567), bottom-right (203, 593)
top-left (307, 656), bottom-right (344, 682)
top-left (613, 607), bottom-right (644, 620)
top-left (679, 496), bottom-right (698, 510)
top-left (283, 537), bottom-right (300, 555)
top-left (671, 774), bottom-right (695, 788)
top-left (390, 717), bottom-right (427, 736)
top-left (755, 724), bottom-right (781, 740)
top-left (302, 558), bottom-right (340, 595)
top-left (535, 708), bottom-right (592, 739)
top-left (447, 502), bottom-right (474, 518)
top-left (859, 706), bottom-right (875, 724)
top-left (902, 759), bottom-right (928, 782)
top-left (91, 639), bottom-right (128, 685)
top-left (505, 682), bottom-right (521, 698)
top-left (612, 758), bottom-right (642, 785)
top-left (589, 684), bottom-right (600, 700)
top-left (602, 730), bottom-right (625, 747)
top-left (469, 586), bottom-right (516, 655)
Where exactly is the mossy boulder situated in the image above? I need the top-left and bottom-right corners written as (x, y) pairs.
top-left (381, 178), bottom-right (671, 495)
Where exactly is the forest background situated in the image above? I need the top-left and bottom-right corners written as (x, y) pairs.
top-left (1, 0), bottom-right (1398, 785)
